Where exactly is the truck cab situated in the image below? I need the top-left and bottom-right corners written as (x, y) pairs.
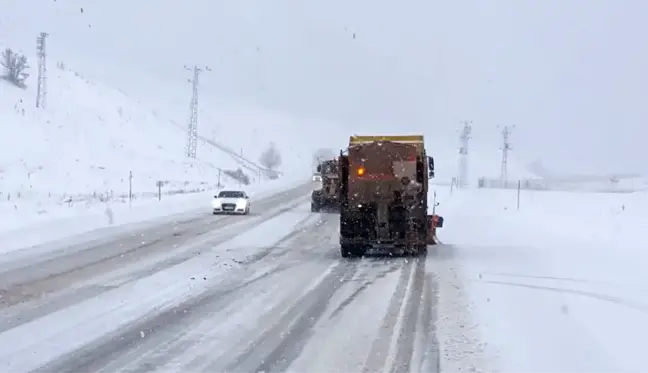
top-left (311, 159), bottom-right (341, 212)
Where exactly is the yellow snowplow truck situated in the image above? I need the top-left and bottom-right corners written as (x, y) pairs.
top-left (311, 159), bottom-right (340, 212)
top-left (338, 135), bottom-right (443, 257)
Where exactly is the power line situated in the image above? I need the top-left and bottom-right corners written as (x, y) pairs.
top-left (457, 120), bottom-right (472, 188)
top-left (36, 32), bottom-right (49, 108)
top-left (184, 65), bottom-right (210, 158)
top-left (499, 125), bottom-right (514, 182)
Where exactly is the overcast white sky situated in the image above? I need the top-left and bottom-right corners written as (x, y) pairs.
top-left (3, 0), bottom-right (647, 176)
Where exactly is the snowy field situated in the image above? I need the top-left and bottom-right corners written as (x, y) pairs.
top-left (477, 176), bottom-right (648, 194)
top-left (433, 186), bottom-right (648, 372)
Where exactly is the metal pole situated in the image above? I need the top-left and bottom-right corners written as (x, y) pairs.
top-left (129, 171), bottom-right (132, 206)
top-left (432, 190), bottom-right (437, 215)
top-left (457, 121), bottom-right (472, 188)
top-left (517, 180), bottom-right (521, 210)
top-left (36, 32), bottom-right (49, 109)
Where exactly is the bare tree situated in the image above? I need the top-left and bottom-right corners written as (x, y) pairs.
top-left (259, 142), bottom-right (282, 170)
top-left (1, 48), bottom-right (30, 88)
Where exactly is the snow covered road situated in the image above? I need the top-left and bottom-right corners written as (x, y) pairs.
top-left (0, 183), bottom-right (441, 372)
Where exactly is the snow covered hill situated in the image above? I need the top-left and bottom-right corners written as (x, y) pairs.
top-left (0, 52), bottom-right (237, 200)
top-left (0, 43), bottom-right (321, 232)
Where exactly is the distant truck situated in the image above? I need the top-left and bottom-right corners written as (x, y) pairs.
top-left (337, 135), bottom-right (443, 257)
top-left (311, 158), bottom-right (340, 212)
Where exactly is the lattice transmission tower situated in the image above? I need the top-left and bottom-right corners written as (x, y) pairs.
top-left (184, 65), bottom-right (210, 158)
top-left (499, 125), bottom-right (514, 182)
top-left (457, 120), bottom-right (472, 188)
top-left (36, 32), bottom-right (49, 108)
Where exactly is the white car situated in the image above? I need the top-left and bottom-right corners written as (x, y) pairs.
top-left (312, 173), bottom-right (322, 182)
top-left (212, 190), bottom-right (250, 215)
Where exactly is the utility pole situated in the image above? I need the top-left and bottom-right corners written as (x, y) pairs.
top-left (499, 125), bottom-right (514, 182)
top-left (36, 32), bottom-right (49, 108)
top-left (184, 65), bottom-right (211, 158)
top-left (457, 120), bottom-right (472, 188)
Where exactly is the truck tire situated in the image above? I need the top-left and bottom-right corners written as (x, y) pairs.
top-left (340, 244), bottom-right (365, 258)
top-left (311, 202), bottom-right (319, 212)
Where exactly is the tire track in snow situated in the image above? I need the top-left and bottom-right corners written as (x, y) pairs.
top-left (0, 186), bottom-right (308, 292)
top-left (262, 213), bottom-right (340, 263)
top-left (238, 212), bottom-right (323, 263)
top-left (125, 215), bottom-right (341, 373)
top-left (362, 257), bottom-right (419, 373)
top-left (105, 200), bottom-right (316, 284)
top-left (0, 189), bottom-right (311, 332)
top-left (391, 256), bottom-right (429, 373)
top-left (0, 218), bottom-right (228, 307)
top-left (220, 260), bottom-right (359, 373)
top-left (326, 258), bottom-right (404, 321)
top-left (281, 252), bottom-right (439, 373)
top-left (481, 271), bottom-right (645, 290)
top-left (418, 273), bottom-right (441, 373)
top-left (33, 264), bottom-right (292, 373)
top-left (16, 208), bottom-right (440, 373)
top-left (482, 280), bottom-right (648, 314)
top-left (32, 211), bottom-right (337, 373)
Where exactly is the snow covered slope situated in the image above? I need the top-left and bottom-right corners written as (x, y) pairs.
top-left (0, 54), bottom-right (238, 199)
top-left (0, 44), bottom-right (318, 233)
top-left (433, 186), bottom-right (648, 372)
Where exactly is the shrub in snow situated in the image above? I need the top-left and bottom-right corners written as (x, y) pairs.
top-left (1, 48), bottom-right (30, 88)
top-left (259, 142), bottom-right (282, 170)
top-left (224, 168), bottom-right (251, 185)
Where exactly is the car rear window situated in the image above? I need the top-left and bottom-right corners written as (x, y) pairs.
top-left (218, 191), bottom-right (244, 198)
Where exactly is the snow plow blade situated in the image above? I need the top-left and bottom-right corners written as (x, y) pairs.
top-left (427, 214), bottom-right (444, 245)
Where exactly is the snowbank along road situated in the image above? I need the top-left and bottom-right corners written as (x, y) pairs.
top-left (0, 182), bottom-right (440, 372)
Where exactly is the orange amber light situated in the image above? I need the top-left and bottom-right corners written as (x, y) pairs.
top-left (357, 167), bottom-right (365, 176)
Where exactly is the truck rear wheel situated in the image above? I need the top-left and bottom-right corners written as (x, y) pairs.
top-left (340, 244), bottom-right (365, 258)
